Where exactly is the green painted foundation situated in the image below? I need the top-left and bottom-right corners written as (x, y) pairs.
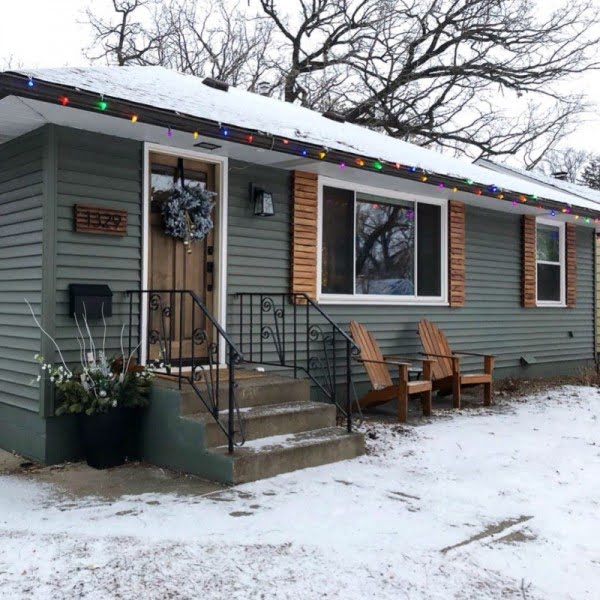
top-left (138, 385), bottom-right (235, 483)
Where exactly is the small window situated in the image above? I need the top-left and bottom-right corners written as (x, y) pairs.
top-left (536, 220), bottom-right (565, 305)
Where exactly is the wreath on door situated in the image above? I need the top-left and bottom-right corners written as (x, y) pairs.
top-left (161, 159), bottom-right (215, 253)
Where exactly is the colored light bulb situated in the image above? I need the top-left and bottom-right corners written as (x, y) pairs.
top-left (97, 100), bottom-right (107, 111)
top-left (319, 151), bottom-right (327, 159)
top-left (373, 161), bottom-right (383, 170)
top-left (339, 162), bottom-right (346, 169)
top-left (193, 131), bottom-right (199, 140)
top-left (248, 134), bottom-right (254, 143)
top-left (27, 78), bottom-right (34, 87)
top-left (59, 96), bottom-right (69, 106)
top-left (131, 114), bottom-right (138, 123)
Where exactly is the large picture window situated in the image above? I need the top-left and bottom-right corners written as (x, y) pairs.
top-left (536, 219), bottom-right (565, 305)
top-left (320, 183), bottom-right (446, 303)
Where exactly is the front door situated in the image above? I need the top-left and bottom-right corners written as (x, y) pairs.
top-left (147, 152), bottom-right (216, 363)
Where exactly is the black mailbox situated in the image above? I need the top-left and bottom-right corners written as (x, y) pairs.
top-left (69, 284), bottom-right (113, 320)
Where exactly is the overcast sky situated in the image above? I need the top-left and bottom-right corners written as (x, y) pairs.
top-left (1, 0), bottom-right (600, 155)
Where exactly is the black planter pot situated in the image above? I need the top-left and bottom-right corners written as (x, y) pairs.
top-left (79, 408), bottom-right (127, 469)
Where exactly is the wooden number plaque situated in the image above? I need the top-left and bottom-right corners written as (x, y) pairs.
top-left (74, 204), bottom-right (128, 236)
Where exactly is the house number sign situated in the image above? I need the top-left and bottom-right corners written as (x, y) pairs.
top-left (74, 204), bottom-right (128, 236)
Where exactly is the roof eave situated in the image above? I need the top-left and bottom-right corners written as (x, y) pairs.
top-left (1, 70), bottom-right (599, 222)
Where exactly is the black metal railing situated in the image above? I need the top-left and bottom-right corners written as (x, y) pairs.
top-left (127, 289), bottom-right (244, 453)
top-left (232, 293), bottom-right (359, 432)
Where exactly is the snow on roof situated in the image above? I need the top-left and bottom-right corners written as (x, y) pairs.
top-left (7, 66), bottom-right (600, 213)
top-left (476, 159), bottom-right (600, 207)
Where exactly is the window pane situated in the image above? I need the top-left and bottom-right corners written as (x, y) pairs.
top-left (355, 198), bottom-right (415, 295)
top-left (537, 263), bottom-right (561, 301)
top-left (537, 224), bottom-right (560, 262)
top-left (417, 203), bottom-right (442, 296)
top-left (322, 186), bottom-right (354, 294)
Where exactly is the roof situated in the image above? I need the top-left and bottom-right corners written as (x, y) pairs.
top-left (2, 65), bottom-right (600, 218)
top-left (476, 159), bottom-right (600, 208)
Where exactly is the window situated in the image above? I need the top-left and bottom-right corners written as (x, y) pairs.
top-left (536, 219), bottom-right (565, 305)
top-left (320, 183), bottom-right (446, 303)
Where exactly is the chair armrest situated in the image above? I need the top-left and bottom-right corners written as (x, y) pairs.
top-left (419, 352), bottom-right (456, 359)
top-left (385, 355), bottom-right (437, 364)
top-left (355, 358), bottom-right (413, 367)
top-left (453, 351), bottom-right (496, 358)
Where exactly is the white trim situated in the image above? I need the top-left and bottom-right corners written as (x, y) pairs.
top-left (535, 217), bottom-right (566, 308)
top-left (316, 175), bottom-right (448, 306)
top-left (140, 142), bottom-right (229, 364)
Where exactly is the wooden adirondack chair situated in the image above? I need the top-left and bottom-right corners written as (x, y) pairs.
top-left (417, 319), bottom-right (494, 409)
top-left (349, 321), bottom-right (435, 423)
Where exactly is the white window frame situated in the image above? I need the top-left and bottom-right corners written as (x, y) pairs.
top-left (535, 217), bottom-right (566, 308)
top-left (317, 177), bottom-right (448, 306)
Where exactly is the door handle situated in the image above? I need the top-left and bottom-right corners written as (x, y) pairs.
top-left (207, 261), bottom-right (214, 292)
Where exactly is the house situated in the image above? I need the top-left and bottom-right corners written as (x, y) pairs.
top-left (476, 158), bottom-right (600, 358)
top-left (0, 66), bottom-right (598, 481)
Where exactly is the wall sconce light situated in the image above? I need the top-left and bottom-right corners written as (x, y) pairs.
top-left (250, 183), bottom-right (275, 217)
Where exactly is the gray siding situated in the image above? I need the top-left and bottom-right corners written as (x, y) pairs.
top-left (226, 161), bottom-right (595, 382)
top-left (53, 127), bottom-right (143, 365)
top-left (0, 128), bottom-right (45, 411)
top-left (227, 161), bottom-right (291, 294)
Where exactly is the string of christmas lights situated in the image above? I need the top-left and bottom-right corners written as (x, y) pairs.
top-left (21, 75), bottom-right (599, 225)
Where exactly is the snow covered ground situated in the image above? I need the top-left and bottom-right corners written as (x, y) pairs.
top-left (0, 386), bottom-right (599, 599)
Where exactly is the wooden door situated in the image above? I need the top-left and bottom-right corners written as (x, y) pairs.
top-left (148, 153), bottom-right (216, 363)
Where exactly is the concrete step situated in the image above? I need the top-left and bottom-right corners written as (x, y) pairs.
top-left (162, 374), bottom-right (311, 415)
top-left (210, 427), bottom-right (365, 484)
top-left (185, 401), bottom-right (337, 447)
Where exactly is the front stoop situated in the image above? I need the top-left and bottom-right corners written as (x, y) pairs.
top-left (141, 373), bottom-right (365, 484)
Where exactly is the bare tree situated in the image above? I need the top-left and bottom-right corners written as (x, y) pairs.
top-left (536, 147), bottom-right (592, 183)
top-left (85, 0), bottom-right (275, 90)
top-left (84, 0), bottom-right (600, 162)
top-left (1, 55), bottom-right (25, 70)
top-left (580, 155), bottom-right (600, 190)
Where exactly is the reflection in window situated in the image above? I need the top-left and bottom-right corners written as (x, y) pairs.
top-left (151, 161), bottom-right (207, 214)
top-left (322, 186), bottom-right (354, 294)
top-left (355, 199), bottom-right (414, 295)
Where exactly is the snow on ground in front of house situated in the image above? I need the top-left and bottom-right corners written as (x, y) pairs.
top-left (1, 386), bottom-right (599, 599)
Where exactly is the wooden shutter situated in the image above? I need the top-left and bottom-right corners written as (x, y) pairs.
top-left (522, 215), bottom-right (536, 308)
top-left (291, 171), bottom-right (318, 300)
top-left (448, 200), bottom-right (465, 307)
top-left (566, 223), bottom-right (576, 307)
